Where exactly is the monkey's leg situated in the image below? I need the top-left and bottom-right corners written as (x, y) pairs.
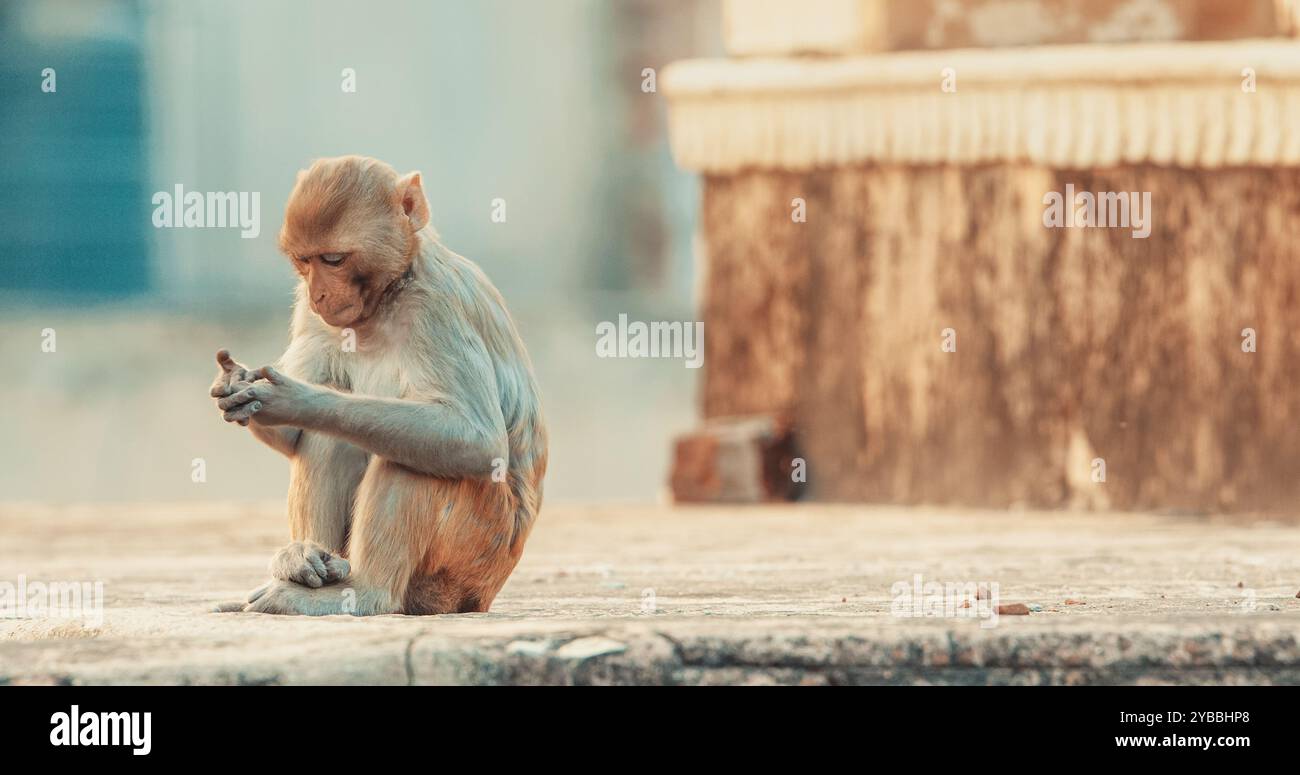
top-left (343, 457), bottom-right (436, 613)
top-left (336, 456), bottom-right (520, 615)
top-left (245, 457), bottom-right (523, 616)
top-left (215, 435), bottom-right (364, 612)
top-left (269, 433), bottom-right (369, 588)
top-left (244, 457), bottom-right (424, 616)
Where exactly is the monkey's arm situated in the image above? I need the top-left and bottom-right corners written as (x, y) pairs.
top-left (247, 422), bottom-right (302, 458)
top-left (296, 391), bottom-right (504, 478)
top-left (219, 364), bottom-right (506, 478)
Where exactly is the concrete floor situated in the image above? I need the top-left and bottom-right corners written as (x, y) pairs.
top-left (1, 502), bottom-right (1298, 685)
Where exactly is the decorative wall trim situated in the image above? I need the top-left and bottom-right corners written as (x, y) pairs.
top-left (664, 40), bottom-right (1300, 172)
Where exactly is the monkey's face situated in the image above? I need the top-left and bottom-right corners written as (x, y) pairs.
top-left (279, 156), bottom-right (428, 329)
top-left (294, 253), bottom-right (372, 327)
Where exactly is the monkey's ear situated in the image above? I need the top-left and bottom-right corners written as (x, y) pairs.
top-left (397, 171), bottom-right (430, 230)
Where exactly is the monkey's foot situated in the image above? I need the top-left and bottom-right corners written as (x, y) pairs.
top-left (269, 540), bottom-right (350, 588)
top-left (243, 579), bottom-right (399, 616)
top-left (244, 579), bottom-right (355, 616)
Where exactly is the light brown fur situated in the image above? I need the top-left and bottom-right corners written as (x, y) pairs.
top-left (212, 155), bottom-right (547, 616)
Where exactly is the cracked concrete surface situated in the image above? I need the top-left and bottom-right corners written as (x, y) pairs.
top-left (1, 502), bottom-right (1299, 685)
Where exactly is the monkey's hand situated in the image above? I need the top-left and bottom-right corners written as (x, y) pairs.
top-left (269, 540), bottom-right (350, 588)
top-left (210, 350), bottom-right (261, 425)
top-left (216, 365), bottom-right (320, 427)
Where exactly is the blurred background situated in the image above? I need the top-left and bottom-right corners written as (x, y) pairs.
top-left (659, 0), bottom-right (1300, 513)
top-left (0, 0), bottom-right (722, 503)
top-left (6, 0), bottom-right (1300, 511)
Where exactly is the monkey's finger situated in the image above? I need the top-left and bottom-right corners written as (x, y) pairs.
top-left (210, 376), bottom-right (244, 398)
top-left (211, 371), bottom-right (235, 397)
top-left (211, 361), bottom-right (251, 398)
top-left (323, 556), bottom-right (351, 584)
top-left (258, 365), bottom-right (286, 384)
top-left (229, 378), bottom-right (256, 394)
top-left (218, 387), bottom-right (259, 411)
top-left (223, 401), bottom-right (262, 423)
top-left (216, 349), bottom-right (240, 373)
top-left (290, 564), bottom-right (324, 589)
top-left (219, 396), bottom-right (249, 415)
top-left (306, 552), bottom-right (329, 582)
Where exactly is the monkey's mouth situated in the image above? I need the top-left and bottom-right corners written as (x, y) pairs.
top-left (315, 301), bottom-right (363, 327)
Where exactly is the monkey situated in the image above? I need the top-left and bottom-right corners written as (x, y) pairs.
top-left (210, 155), bottom-right (547, 616)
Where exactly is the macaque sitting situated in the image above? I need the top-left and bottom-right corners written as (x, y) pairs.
top-left (210, 155), bottom-right (547, 616)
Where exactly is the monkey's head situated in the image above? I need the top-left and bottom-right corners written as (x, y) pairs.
top-left (278, 155), bottom-right (430, 328)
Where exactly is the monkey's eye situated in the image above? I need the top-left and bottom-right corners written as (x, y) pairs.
top-left (319, 253), bottom-right (348, 266)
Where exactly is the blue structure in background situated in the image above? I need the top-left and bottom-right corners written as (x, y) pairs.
top-left (0, 1), bottom-right (150, 297)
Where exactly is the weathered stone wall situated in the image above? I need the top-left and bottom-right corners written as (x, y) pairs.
top-left (700, 165), bottom-right (1300, 512)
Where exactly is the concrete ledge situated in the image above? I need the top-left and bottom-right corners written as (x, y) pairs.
top-left (2, 503), bottom-right (1299, 685)
top-left (6, 615), bottom-right (1299, 686)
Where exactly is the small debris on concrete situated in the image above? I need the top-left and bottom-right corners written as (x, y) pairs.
top-left (1065, 599), bottom-right (1085, 605)
top-left (996, 603), bottom-right (1031, 615)
top-left (1028, 604), bottom-right (1043, 612)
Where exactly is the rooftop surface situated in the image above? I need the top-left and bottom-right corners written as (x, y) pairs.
top-left (2, 502), bottom-right (1298, 685)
